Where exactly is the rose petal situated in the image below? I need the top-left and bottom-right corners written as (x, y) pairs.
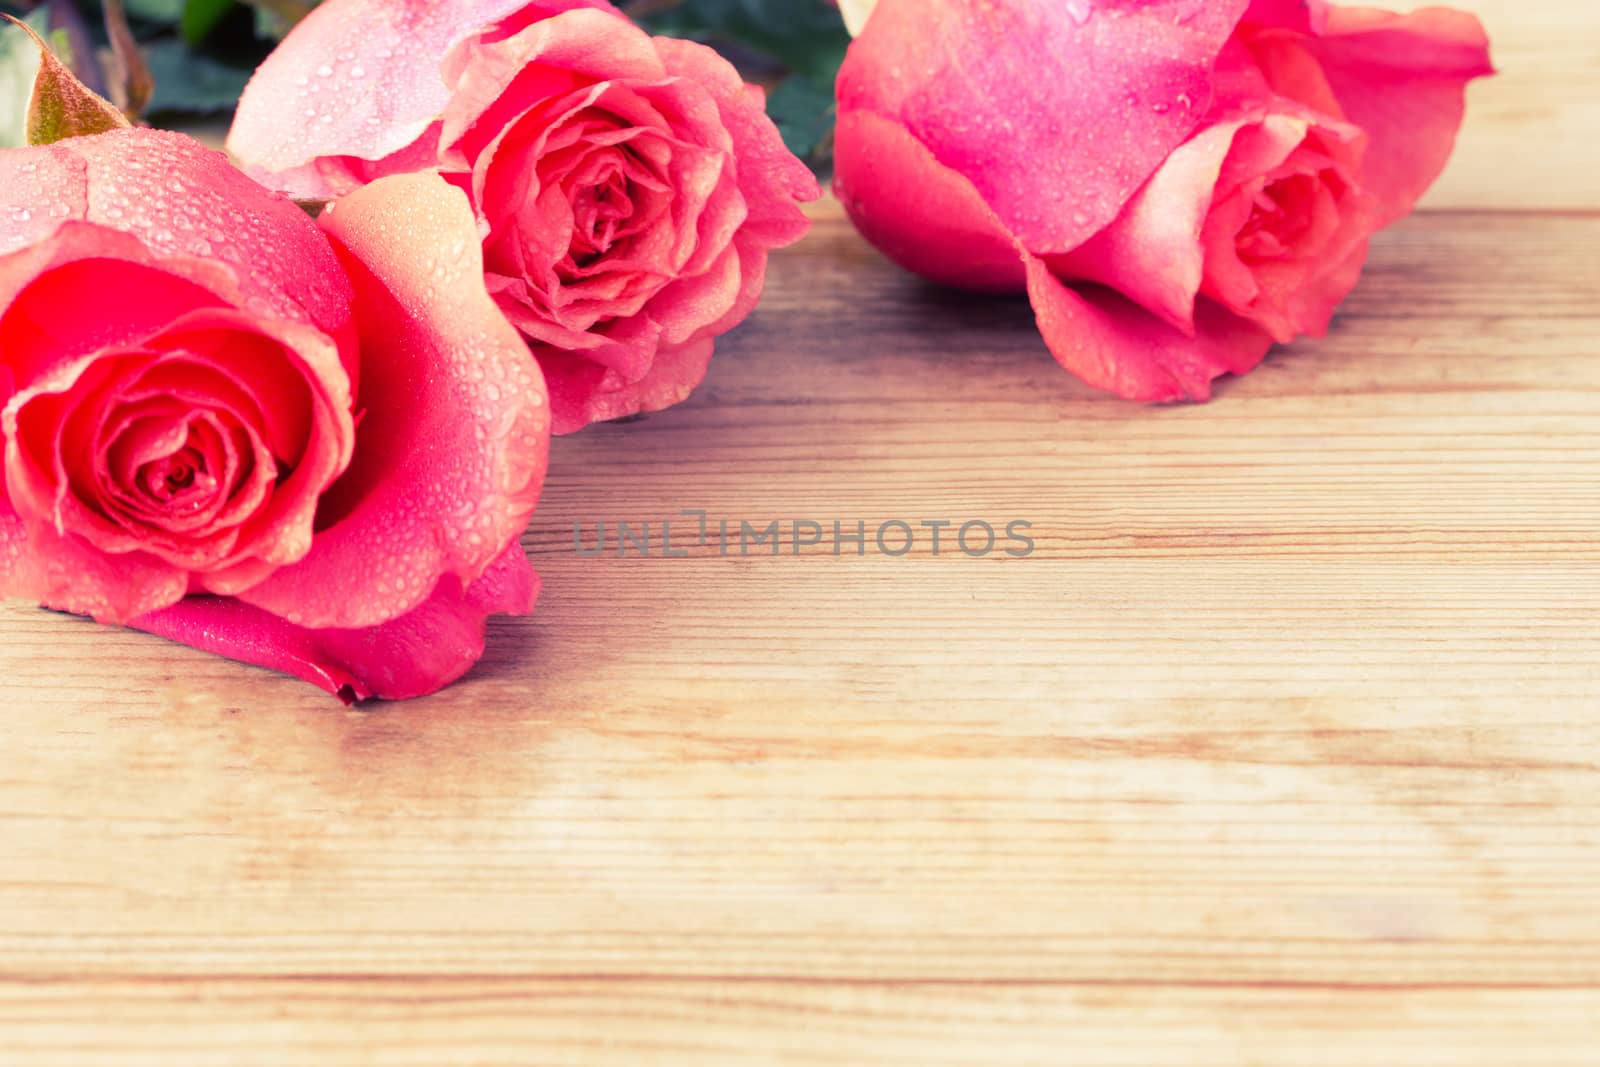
top-left (228, 0), bottom-right (619, 201)
top-left (0, 241), bottom-right (230, 391)
top-left (1025, 254), bottom-right (1274, 403)
top-left (438, 8), bottom-right (666, 156)
top-left (1048, 119), bottom-right (1246, 333)
top-left (836, 105), bottom-right (1273, 401)
top-left (652, 37), bottom-right (819, 247)
top-left (53, 130), bottom-right (356, 343)
top-left (837, 0), bottom-right (1251, 255)
top-left (541, 337), bottom-right (712, 435)
top-left (0, 488), bottom-right (186, 623)
top-left (834, 109), bottom-right (1026, 292)
top-left (1244, 0), bottom-right (1322, 33)
top-left (234, 172), bottom-right (549, 631)
top-left (130, 541), bottom-right (540, 702)
top-left (0, 147), bottom-right (88, 257)
top-left (0, 215), bottom-right (356, 622)
top-left (1253, 3), bottom-right (1493, 223)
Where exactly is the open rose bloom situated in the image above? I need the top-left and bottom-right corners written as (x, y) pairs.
top-left (229, 0), bottom-right (819, 433)
top-left (0, 129), bottom-right (550, 701)
top-left (835, 0), bottom-right (1494, 399)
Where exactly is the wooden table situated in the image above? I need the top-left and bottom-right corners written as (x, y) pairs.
top-left (3, 1), bottom-right (1599, 1062)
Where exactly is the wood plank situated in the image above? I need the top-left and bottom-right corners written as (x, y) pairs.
top-left (2, 210), bottom-right (1599, 1005)
top-left (3, 979), bottom-right (1599, 1067)
top-left (3, 2), bottom-right (1599, 1060)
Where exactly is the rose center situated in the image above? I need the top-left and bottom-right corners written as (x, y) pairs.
top-left (137, 441), bottom-right (217, 510)
top-left (569, 165), bottom-right (635, 266)
top-left (1237, 173), bottom-right (1324, 260)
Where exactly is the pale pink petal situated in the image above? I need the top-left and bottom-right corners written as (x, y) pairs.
top-left (835, 105), bottom-right (1274, 401)
top-left (836, 0), bottom-right (1251, 255)
top-left (228, 0), bottom-right (620, 201)
top-left (0, 147), bottom-right (88, 257)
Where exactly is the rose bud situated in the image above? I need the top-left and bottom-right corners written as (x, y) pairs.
top-left (834, 0), bottom-right (1493, 400)
top-left (0, 129), bottom-right (550, 701)
top-left (229, 0), bottom-right (820, 433)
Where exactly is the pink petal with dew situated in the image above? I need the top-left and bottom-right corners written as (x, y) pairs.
top-left (234, 173), bottom-right (550, 632)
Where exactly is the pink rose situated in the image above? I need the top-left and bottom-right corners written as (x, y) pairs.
top-left (0, 129), bottom-right (550, 701)
top-left (835, 0), bottom-right (1493, 400)
top-left (229, 0), bottom-right (820, 433)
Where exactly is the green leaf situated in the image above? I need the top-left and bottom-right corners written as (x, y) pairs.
top-left (0, 8), bottom-right (49, 148)
top-left (1, 14), bottom-right (130, 146)
top-left (766, 73), bottom-right (835, 165)
top-left (641, 0), bottom-right (851, 81)
top-left (144, 38), bottom-right (253, 114)
top-left (180, 0), bottom-right (236, 44)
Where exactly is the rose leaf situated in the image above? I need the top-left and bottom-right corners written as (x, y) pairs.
top-left (2, 14), bottom-right (131, 146)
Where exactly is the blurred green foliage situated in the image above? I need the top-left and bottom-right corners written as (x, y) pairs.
top-left (0, 0), bottom-right (845, 168)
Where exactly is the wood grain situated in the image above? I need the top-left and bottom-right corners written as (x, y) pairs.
top-left (4, 5), bottom-right (1600, 1062)
top-left (4, 980), bottom-right (1600, 1067)
top-left (4, 203), bottom-right (1599, 1062)
top-left (1422, 0), bottom-right (1600, 210)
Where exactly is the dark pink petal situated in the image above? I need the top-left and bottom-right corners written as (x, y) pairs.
top-left (1025, 253), bottom-right (1274, 402)
top-left (1243, 0), bottom-right (1321, 33)
top-left (836, 0), bottom-right (1251, 255)
top-left (834, 109), bottom-right (1025, 292)
top-left (228, 0), bottom-right (620, 201)
top-left (235, 173), bottom-right (550, 631)
top-left (0, 223), bottom-right (356, 622)
top-left (0, 237), bottom-right (231, 392)
top-left (130, 541), bottom-right (539, 702)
